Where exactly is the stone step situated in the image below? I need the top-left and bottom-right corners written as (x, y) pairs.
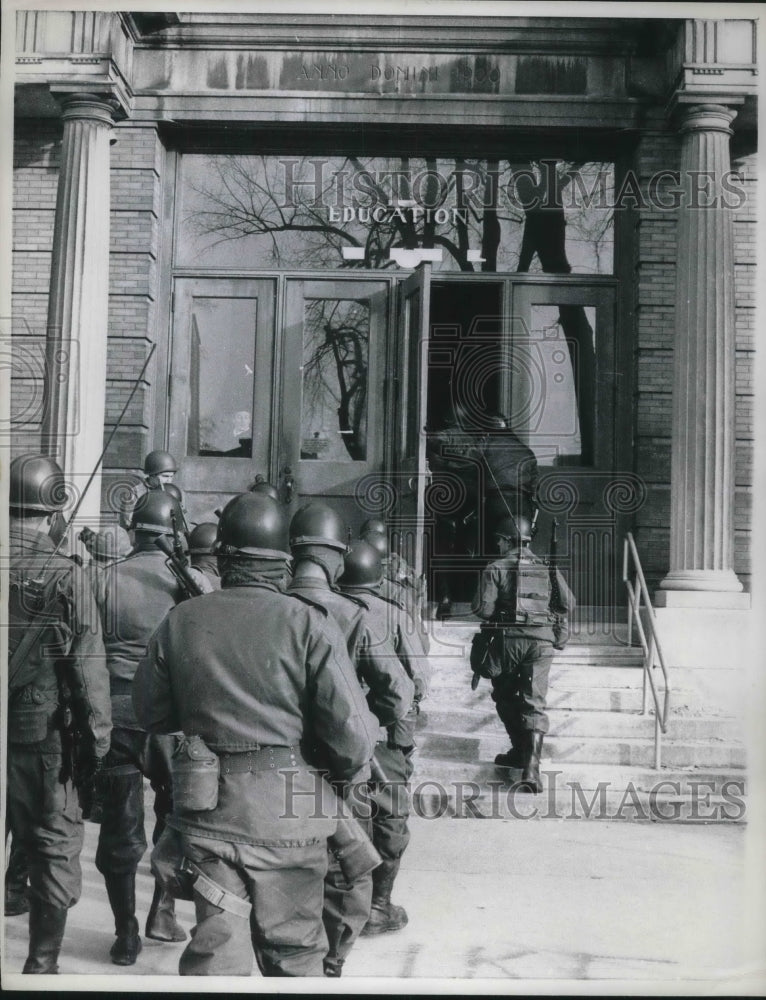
top-left (433, 664), bottom-right (652, 692)
top-left (411, 758), bottom-right (746, 793)
top-left (416, 731), bottom-right (746, 769)
top-left (406, 759), bottom-right (747, 822)
top-left (416, 707), bottom-right (742, 742)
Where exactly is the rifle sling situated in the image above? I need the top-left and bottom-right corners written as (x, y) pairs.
top-left (8, 582), bottom-right (71, 693)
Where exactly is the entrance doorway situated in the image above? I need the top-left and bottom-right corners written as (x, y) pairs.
top-left (167, 269), bottom-right (630, 622)
top-left (396, 270), bottom-right (626, 623)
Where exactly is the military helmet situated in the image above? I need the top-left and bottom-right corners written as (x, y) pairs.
top-left (493, 514), bottom-right (532, 542)
top-left (85, 525), bottom-right (132, 562)
top-left (144, 450), bottom-right (177, 476)
top-left (289, 502), bottom-right (348, 552)
top-left (338, 540), bottom-right (384, 587)
top-left (130, 490), bottom-right (183, 534)
top-left (360, 517), bottom-right (387, 537)
top-left (9, 453), bottom-right (67, 513)
top-left (249, 476), bottom-right (280, 502)
top-left (188, 522), bottom-right (218, 555)
top-left (162, 483), bottom-right (184, 503)
top-left (363, 531), bottom-right (388, 558)
top-left (216, 493), bottom-right (288, 559)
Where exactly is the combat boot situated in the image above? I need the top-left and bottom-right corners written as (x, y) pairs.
top-left (22, 897), bottom-right (68, 974)
top-left (5, 843), bottom-right (31, 916)
top-left (494, 747), bottom-right (525, 768)
top-left (519, 731), bottom-right (544, 794)
top-left (360, 859), bottom-right (408, 936)
top-left (145, 882), bottom-right (187, 942)
top-left (104, 872), bottom-right (142, 965)
top-left (324, 958), bottom-right (344, 976)
top-left (494, 723), bottom-right (526, 769)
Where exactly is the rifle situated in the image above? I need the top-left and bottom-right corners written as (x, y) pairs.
top-left (9, 345), bottom-right (157, 694)
top-left (548, 518), bottom-right (568, 649)
top-left (155, 533), bottom-right (205, 600)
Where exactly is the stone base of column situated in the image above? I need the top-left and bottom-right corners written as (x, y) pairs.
top-left (659, 568), bottom-right (744, 595)
top-left (654, 589), bottom-right (750, 610)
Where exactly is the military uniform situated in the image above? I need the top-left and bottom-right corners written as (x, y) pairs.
top-left (133, 581), bottom-right (380, 976)
top-left (287, 575), bottom-right (415, 973)
top-left (94, 543), bottom-right (186, 960)
top-left (339, 566), bottom-right (431, 934)
top-left (189, 552), bottom-right (221, 590)
top-left (474, 540), bottom-right (575, 789)
top-left (8, 522), bottom-right (111, 973)
top-left (478, 428), bottom-right (539, 549)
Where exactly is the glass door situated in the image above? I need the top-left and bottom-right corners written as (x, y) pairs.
top-left (511, 281), bottom-right (629, 625)
top-left (278, 278), bottom-right (389, 509)
top-left (168, 277), bottom-right (276, 517)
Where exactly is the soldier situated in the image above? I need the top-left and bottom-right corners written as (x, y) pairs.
top-left (81, 525), bottom-right (133, 565)
top-left (361, 527), bottom-right (431, 655)
top-left (472, 514), bottom-right (575, 793)
top-left (187, 522), bottom-right (221, 590)
top-left (132, 493), bottom-right (380, 976)
top-left (425, 405), bottom-right (482, 616)
top-left (94, 490), bottom-right (189, 965)
top-left (477, 415), bottom-right (539, 554)
top-left (248, 475), bottom-right (281, 501)
top-left (286, 503), bottom-right (416, 976)
top-left (119, 450), bottom-right (183, 532)
top-left (7, 454), bottom-right (112, 973)
top-left (338, 541), bottom-right (430, 937)
top-left (143, 449), bottom-right (178, 491)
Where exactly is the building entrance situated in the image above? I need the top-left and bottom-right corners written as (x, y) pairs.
top-left (394, 268), bottom-right (628, 623)
top-left (168, 268), bottom-right (630, 622)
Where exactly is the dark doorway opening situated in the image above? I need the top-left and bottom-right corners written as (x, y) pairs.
top-left (426, 281), bottom-right (504, 608)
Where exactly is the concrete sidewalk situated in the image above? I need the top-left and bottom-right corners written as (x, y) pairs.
top-left (3, 813), bottom-right (761, 992)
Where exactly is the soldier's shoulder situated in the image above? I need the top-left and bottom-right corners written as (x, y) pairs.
top-left (283, 589), bottom-right (329, 617)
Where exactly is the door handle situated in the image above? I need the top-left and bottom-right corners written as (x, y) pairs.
top-left (282, 465), bottom-right (295, 504)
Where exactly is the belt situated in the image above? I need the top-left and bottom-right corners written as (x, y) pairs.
top-left (218, 746), bottom-right (300, 774)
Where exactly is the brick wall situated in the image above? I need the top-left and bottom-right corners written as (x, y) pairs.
top-left (101, 124), bottom-right (165, 516)
top-left (631, 131), bottom-right (755, 594)
top-left (631, 127), bottom-right (679, 592)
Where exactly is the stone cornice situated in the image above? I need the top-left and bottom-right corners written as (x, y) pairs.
top-left (128, 15), bottom-right (657, 56)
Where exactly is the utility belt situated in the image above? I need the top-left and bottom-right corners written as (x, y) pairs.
top-left (494, 606), bottom-right (553, 628)
top-left (172, 737), bottom-right (307, 813)
top-left (218, 746), bottom-right (301, 774)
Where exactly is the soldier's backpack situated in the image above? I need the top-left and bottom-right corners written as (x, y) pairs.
top-left (509, 558), bottom-right (554, 626)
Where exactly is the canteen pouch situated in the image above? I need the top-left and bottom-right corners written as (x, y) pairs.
top-left (171, 734), bottom-right (220, 812)
top-left (8, 689), bottom-right (51, 745)
top-left (470, 626), bottom-right (503, 679)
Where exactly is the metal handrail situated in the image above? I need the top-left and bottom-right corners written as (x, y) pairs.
top-left (622, 532), bottom-right (671, 769)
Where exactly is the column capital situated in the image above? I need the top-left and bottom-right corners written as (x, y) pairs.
top-left (49, 85), bottom-right (129, 123)
top-left (675, 102), bottom-right (738, 136)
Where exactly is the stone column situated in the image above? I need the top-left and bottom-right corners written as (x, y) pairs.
top-left (658, 103), bottom-right (745, 604)
top-left (42, 92), bottom-right (119, 528)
